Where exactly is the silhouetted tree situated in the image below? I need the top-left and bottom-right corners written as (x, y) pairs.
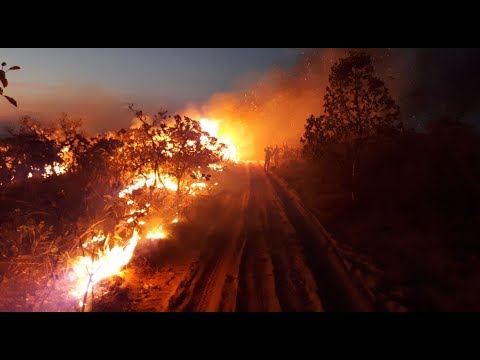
top-left (302, 51), bottom-right (402, 200)
top-left (0, 62), bottom-right (20, 107)
top-left (20, 114), bottom-right (88, 173)
top-left (1, 126), bottom-right (59, 183)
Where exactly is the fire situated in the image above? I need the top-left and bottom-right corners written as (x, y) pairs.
top-left (82, 232), bottom-right (106, 248)
top-left (67, 115), bottom-right (239, 309)
top-left (43, 161), bottom-right (68, 178)
top-left (208, 163), bottom-right (223, 171)
top-left (200, 118), bottom-right (238, 161)
top-left (43, 146), bottom-right (72, 178)
top-left (187, 181), bottom-right (207, 195)
top-left (69, 230), bottom-right (140, 301)
top-left (118, 172), bottom-right (178, 198)
top-left (69, 220), bottom-right (172, 304)
top-left (69, 167), bottom-right (178, 305)
top-left (0, 112), bottom-right (243, 311)
top-left (199, 118), bottom-right (219, 137)
top-left (146, 226), bottom-right (167, 240)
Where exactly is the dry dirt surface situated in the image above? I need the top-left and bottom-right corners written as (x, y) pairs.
top-left (93, 163), bottom-right (374, 312)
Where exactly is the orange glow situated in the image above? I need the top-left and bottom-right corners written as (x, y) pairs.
top-left (208, 163), bottom-right (223, 171)
top-left (69, 230), bottom-right (140, 302)
top-left (146, 226), bottom-right (167, 240)
top-left (200, 118), bottom-right (238, 161)
top-left (43, 161), bottom-right (68, 178)
top-left (118, 172), bottom-right (178, 198)
top-left (65, 114), bottom-right (239, 309)
top-left (199, 118), bottom-right (219, 137)
top-left (43, 145), bottom-right (74, 178)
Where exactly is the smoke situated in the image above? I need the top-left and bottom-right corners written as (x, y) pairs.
top-left (182, 48), bottom-right (480, 160)
top-left (400, 48), bottom-right (480, 128)
top-left (4, 49), bottom-right (478, 144)
top-left (180, 48), bottom-right (409, 160)
top-left (181, 49), bottom-right (348, 160)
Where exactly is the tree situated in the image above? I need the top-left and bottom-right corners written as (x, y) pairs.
top-left (127, 106), bottom-right (225, 198)
top-left (1, 125), bottom-right (59, 184)
top-left (161, 114), bottom-right (224, 196)
top-left (121, 106), bottom-right (171, 191)
top-left (46, 114), bottom-right (88, 173)
top-left (20, 114), bottom-right (89, 174)
top-left (98, 107), bottom-right (227, 237)
top-left (302, 51), bottom-right (402, 200)
top-left (0, 62), bottom-right (21, 107)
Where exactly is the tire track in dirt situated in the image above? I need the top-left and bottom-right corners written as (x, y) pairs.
top-left (262, 174), bottom-right (323, 312)
top-left (235, 165), bottom-right (322, 312)
top-left (143, 163), bottom-right (370, 312)
top-left (218, 167), bottom-right (251, 312)
top-left (167, 193), bottom-right (233, 311)
top-left (234, 171), bottom-right (280, 311)
top-left (266, 170), bottom-right (374, 312)
top-left (168, 167), bottom-right (249, 312)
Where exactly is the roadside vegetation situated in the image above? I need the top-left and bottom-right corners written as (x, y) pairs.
top-left (273, 51), bottom-right (480, 310)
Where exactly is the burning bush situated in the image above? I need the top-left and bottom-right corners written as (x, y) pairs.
top-left (0, 106), bottom-right (236, 311)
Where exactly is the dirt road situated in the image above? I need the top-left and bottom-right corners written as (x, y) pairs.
top-left (94, 163), bottom-right (373, 312)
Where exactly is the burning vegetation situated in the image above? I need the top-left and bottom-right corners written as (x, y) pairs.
top-left (0, 103), bottom-right (238, 311)
top-left (1, 49), bottom-right (480, 312)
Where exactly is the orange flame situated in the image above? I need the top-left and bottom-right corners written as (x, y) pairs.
top-left (200, 118), bottom-right (238, 161)
top-left (69, 230), bottom-right (140, 302)
top-left (146, 226), bottom-right (167, 240)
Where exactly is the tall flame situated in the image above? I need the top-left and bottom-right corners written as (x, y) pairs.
top-left (69, 230), bottom-right (140, 301)
top-left (200, 118), bottom-right (238, 161)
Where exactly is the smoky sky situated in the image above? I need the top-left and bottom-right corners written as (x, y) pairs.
top-left (297, 48), bottom-right (480, 128)
top-left (1, 48), bottom-right (479, 139)
top-left (178, 48), bottom-right (480, 159)
top-left (402, 48), bottom-right (480, 126)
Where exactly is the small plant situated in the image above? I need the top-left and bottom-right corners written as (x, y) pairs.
top-left (0, 62), bottom-right (21, 107)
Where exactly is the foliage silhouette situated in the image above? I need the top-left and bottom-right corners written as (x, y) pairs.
top-left (0, 62), bottom-right (20, 107)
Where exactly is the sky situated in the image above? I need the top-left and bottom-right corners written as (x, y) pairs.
top-left (0, 48), bottom-right (299, 133)
top-left (1, 48), bottom-right (479, 139)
